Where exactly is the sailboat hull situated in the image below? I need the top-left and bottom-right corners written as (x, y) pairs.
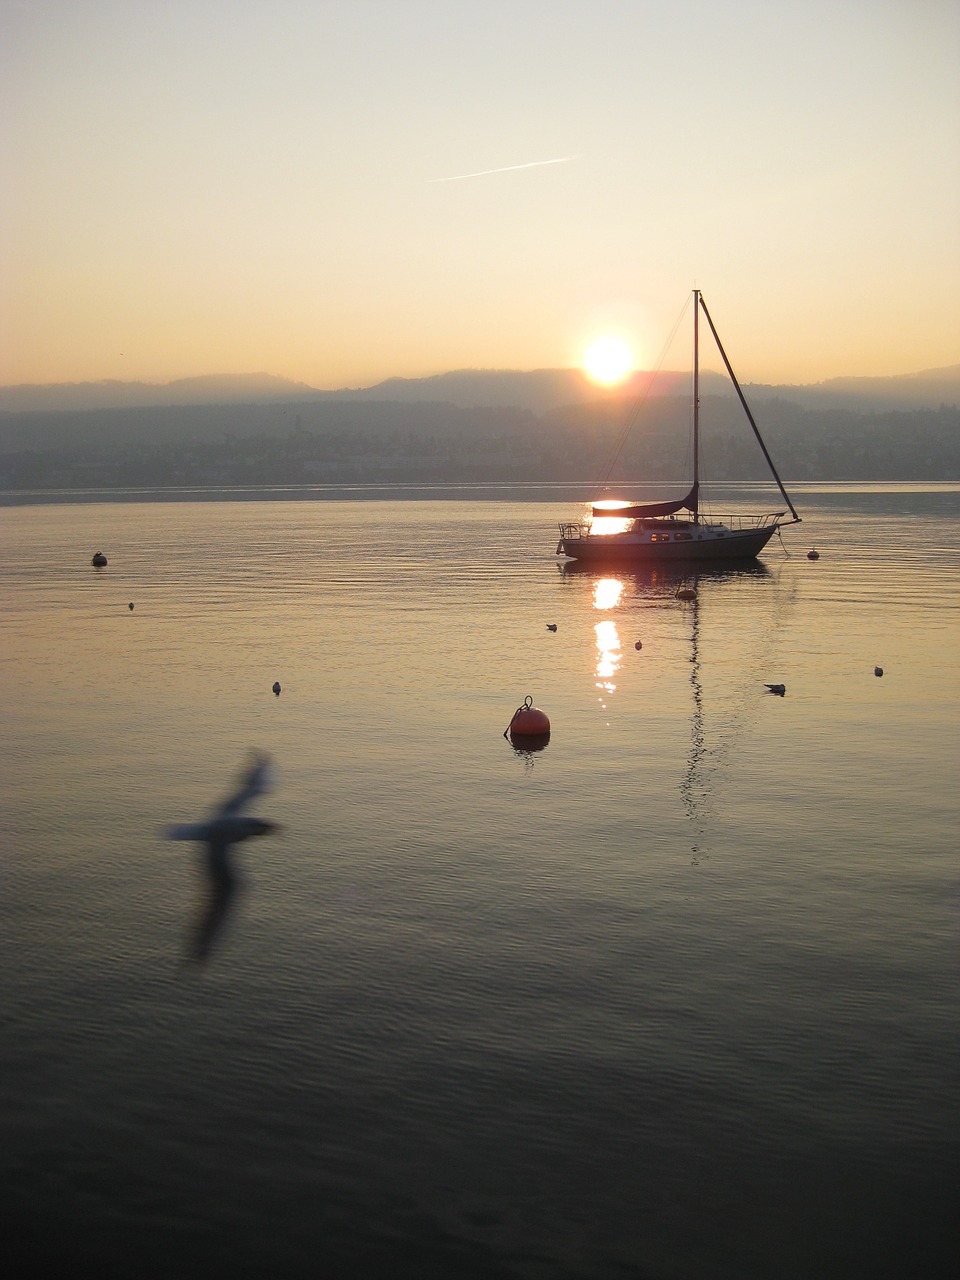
top-left (556, 290), bottom-right (800, 563)
top-left (557, 521), bottom-right (781, 564)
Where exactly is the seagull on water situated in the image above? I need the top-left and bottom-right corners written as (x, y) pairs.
top-left (165, 753), bottom-right (279, 962)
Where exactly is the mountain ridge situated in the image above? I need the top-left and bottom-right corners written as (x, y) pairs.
top-left (1, 364), bottom-right (957, 415)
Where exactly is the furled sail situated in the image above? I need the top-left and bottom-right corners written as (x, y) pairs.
top-left (592, 481), bottom-right (699, 521)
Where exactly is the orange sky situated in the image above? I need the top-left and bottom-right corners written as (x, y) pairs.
top-left (2, 0), bottom-right (958, 389)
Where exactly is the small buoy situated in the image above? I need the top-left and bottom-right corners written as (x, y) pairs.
top-left (765, 683), bottom-right (786, 696)
top-left (677, 587), bottom-right (697, 601)
top-left (634, 640), bottom-right (643, 651)
top-left (546, 623), bottom-right (558, 632)
top-left (272, 681), bottom-right (281, 696)
top-left (128, 602), bottom-right (134, 610)
top-left (807, 549), bottom-right (820, 560)
top-left (505, 695), bottom-right (550, 738)
top-left (91, 551), bottom-right (107, 567)
top-left (874, 666), bottom-right (883, 677)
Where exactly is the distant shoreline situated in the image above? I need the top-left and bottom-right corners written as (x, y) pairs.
top-left (2, 480), bottom-right (958, 508)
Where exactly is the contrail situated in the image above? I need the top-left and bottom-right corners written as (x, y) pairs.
top-left (428, 155), bottom-right (578, 183)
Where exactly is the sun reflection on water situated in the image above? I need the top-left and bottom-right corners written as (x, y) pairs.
top-left (595, 618), bottom-right (621, 694)
top-left (592, 578), bottom-right (624, 704)
top-left (593, 578), bottom-right (623, 611)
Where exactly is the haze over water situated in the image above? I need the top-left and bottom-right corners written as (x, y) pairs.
top-left (1, 485), bottom-right (958, 1279)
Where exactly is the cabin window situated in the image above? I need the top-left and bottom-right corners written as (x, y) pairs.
top-left (674, 532), bottom-right (693, 541)
top-left (650, 533), bottom-right (670, 542)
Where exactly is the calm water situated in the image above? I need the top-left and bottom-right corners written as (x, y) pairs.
top-left (1, 485), bottom-right (958, 1279)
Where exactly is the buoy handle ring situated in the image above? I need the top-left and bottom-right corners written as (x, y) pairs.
top-left (504, 694), bottom-right (535, 737)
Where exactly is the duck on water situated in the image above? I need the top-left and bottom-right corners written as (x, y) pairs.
top-left (556, 290), bottom-right (801, 565)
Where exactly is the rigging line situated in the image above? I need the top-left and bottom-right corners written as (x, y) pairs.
top-left (594, 296), bottom-right (691, 490)
top-left (697, 294), bottom-right (801, 523)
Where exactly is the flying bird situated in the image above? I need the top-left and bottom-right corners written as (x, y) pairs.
top-left (165, 753), bottom-right (279, 962)
top-left (546, 623), bottom-right (558, 632)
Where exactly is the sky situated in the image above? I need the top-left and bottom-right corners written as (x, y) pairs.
top-left (2, 0), bottom-right (958, 389)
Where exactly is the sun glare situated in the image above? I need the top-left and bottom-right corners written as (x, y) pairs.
top-left (593, 578), bottom-right (624, 610)
top-left (583, 335), bottom-right (633, 387)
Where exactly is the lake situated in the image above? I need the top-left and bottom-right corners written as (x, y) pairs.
top-left (1, 484), bottom-right (958, 1279)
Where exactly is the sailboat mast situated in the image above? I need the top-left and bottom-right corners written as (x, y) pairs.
top-left (693, 289), bottom-right (700, 522)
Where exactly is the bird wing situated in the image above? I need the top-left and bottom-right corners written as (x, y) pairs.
top-left (216, 753), bottom-right (271, 818)
top-left (164, 822), bottom-right (212, 841)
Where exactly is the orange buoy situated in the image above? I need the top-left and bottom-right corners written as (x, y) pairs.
top-left (505, 695), bottom-right (551, 738)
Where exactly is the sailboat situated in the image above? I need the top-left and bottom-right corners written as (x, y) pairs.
top-left (556, 290), bottom-right (800, 563)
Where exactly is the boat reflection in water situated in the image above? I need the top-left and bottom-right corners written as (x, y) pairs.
top-left (560, 556), bottom-right (772, 593)
top-left (561, 558), bottom-right (784, 859)
top-left (681, 580), bottom-right (708, 863)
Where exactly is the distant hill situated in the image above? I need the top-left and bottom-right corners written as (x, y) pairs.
top-left (1, 384), bottom-right (957, 488)
top-left (783, 366), bottom-right (960, 411)
top-left (0, 373), bottom-right (317, 414)
top-left (333, 368), bottom-right (713, 412)
top-left (0, 368), bottom-right (704, 415)
top-left (2, 363), bottom-right (956, 416)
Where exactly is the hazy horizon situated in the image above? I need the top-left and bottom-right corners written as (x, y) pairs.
top-left (3, 1), bottom-right (959, 390)
top-left (3, 357), bottom-right (960, 398)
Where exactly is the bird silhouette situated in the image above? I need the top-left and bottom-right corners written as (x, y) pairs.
top-left (546, 624), bottom-right (558, 632)
top-left (165, 753), bottom-right (279, 962)
top-left (765, 683), bottom-right (786, 696)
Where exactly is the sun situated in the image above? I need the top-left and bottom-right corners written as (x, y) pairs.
top-left (583, 335), bottom-right (634, 386)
